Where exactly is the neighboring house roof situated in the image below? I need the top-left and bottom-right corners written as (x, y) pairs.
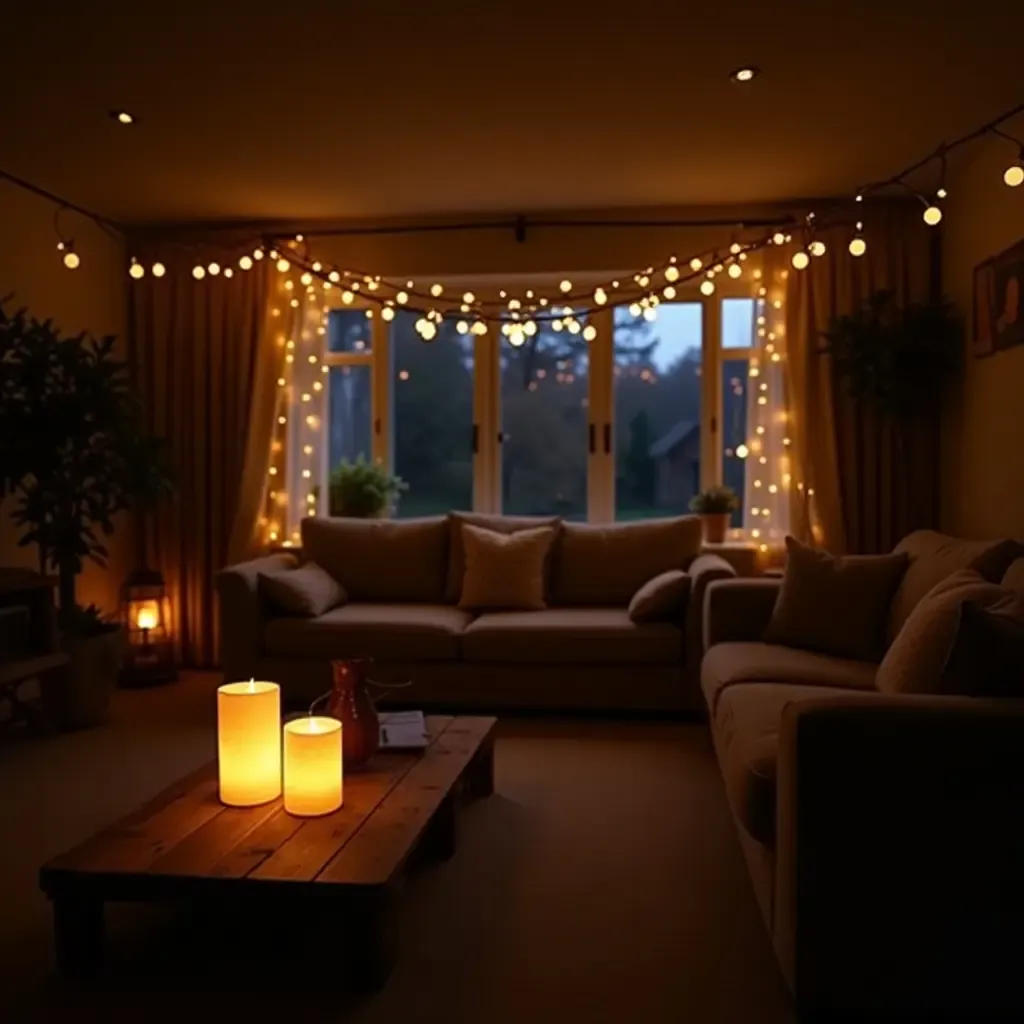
top-left (649, 420), bottom-right (699, 459)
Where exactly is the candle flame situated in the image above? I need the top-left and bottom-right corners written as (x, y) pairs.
top-left (248, 677), bottom-right (255, 692)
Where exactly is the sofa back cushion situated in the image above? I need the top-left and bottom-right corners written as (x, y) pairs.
top-left (887, 531), bottom-right (1024, 644)
top-left (551, 516), bottom-right (703, 606)
top-left (301, 515), bottom-right (449, 603)
top-left (445, 512), bottom-right (561, 603)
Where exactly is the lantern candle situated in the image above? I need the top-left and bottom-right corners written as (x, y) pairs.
top-left (217, 680), bottom-right (282, 806)
top-left (283, 716), bottom-right (343, 817)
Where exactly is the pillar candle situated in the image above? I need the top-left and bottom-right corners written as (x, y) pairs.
top-left (217, 680), bottom-right (281, 806)
top-left (283, 716), bottom-right (343, 817)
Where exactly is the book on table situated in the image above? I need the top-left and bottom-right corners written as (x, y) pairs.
top-left (378, 710), bottom-right (428, 750)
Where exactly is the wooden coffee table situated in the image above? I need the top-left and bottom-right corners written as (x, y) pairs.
top-left (39, 715), bottom-right (496, 990)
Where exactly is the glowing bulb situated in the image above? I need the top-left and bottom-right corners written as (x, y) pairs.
top-left (421, 322), bottom-right (437, 341)
top-left (253, 249), bottom-right (265, 260)
top-left (791, 251), bottom-right (810, 270)
top-left (772, 232), bottom-right (786, 245)
top-left (1005, 163), bottom-right (1024, 188)
top-left (735, 443), bottom-right (749, 459)
top-left (129, 260), bottom-right (145, 279)
top-left (456, 320), bottom-right (469, 334)
top-left (300, 272), bottom-right (313, 286)
top-left (115, 111), bottom-right (134, 125)
top-left (430, 283), bottom-right (443, 297)
top-left (205, 262), bottom-right (220, 276)
top-left (663, 285), bottom-right (677, 300)
top-left (396, 291), bottom-right (409, 304)
top-left (849, 236), bottom-right (867, 257)
top-left (239, 255), bottom-right (253, 271)
top-left (341, 290), bottom-right (354, 304)
top-left (594, 287), bottom-right (608, 305)
top-left (728, 263), bottom-right (743, 279)
top-left (192, 264), bottom-right (206, 280)
top-left (152, 262), bottom-right (166, 278)
top-left (328, 270), bottom-right (340, 283)
top-left (628, 303), bottom-right (642, 317)
top-left (381, 306), bottom-right (395, 322)
top-left (700, 279), bottom-right (715, 296)
top-left (922, 204), bottom-right (943, 226)
top-left (224, 268), bottom-right (234, 278)
top-left (689, 257), bottom-right (703, 271)
top-left (463, 291), bottom-right (475, 304)
top-left (664, 265), bottom-right (680, 282)
top-left (642, 307), bottom-right (657, 322)
top-left (583, 324), bottom-right (597, 342)
top-left (63, 251), bottom-right (81, 270)
top-left (559, 279), bottom-right (572, 293)
top-left (729, 242), bottom-right (742, 255)
top-left (809, 240), bottom-right (826, 257)
top-left (276, 258), bottom-right (290, 272)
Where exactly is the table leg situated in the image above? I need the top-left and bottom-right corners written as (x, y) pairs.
top-left (52, 895), bottom-right (104, 976)
top-left (418, 790), bottom-right (457, 863)
top-left (467, 740), bottom-right (494, 799)
top-left (349, 885), bottom-right (399, 992)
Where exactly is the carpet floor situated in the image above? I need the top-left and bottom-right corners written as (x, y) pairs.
top-left (0, 673), bottom-right (793, 1024)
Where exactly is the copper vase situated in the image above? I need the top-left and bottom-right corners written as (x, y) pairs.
top-left (328, 658), bottom-right (380, 768)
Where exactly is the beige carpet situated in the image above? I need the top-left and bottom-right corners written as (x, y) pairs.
top-left (0, 674), bottom-right (793, 1024)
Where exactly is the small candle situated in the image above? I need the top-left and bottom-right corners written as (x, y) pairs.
top-left (283, 716), bottom-right (343, 817)
top-left (217, 680), bottom-right (281, 806)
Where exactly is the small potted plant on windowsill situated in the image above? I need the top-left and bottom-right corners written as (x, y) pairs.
top-left (689, 485), bottom-right (740, 544)
top-left (327, 457), bottom-right (407, 518)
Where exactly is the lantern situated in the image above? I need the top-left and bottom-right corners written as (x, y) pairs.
top-left (119, 568), bottom-right (176, 686)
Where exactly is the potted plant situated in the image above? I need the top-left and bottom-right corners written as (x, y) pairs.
top-left (327, 456), bottom-right (407, 518)
top-left (689, 485), bottom-right (739, 543)
top-left (0, 301), bottom-right (173, 729)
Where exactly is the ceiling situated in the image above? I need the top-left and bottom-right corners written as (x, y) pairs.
top-left (4, 2), bottom-right (1022, 226)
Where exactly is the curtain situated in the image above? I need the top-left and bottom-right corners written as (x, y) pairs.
top-left (740, 247), bottom-right (792, 563)
top-left (128, 252), bottom-right (277, 667)
top-left (782, 204), bottom-right (936, 554)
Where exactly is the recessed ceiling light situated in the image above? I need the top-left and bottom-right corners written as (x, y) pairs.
top-left (110, 110), bottom-right (136, 125)
top-left (730, 67), bottom-right (759, 83)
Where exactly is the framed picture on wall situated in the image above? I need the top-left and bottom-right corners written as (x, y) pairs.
top-left (973, 238), bottom-right (1024, 358)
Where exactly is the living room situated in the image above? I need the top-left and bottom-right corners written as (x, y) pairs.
top-left (2, 5), bottom-right (1024, 1022)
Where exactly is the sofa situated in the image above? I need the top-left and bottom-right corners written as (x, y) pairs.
top-left (218, 512), bottom-right (738, 711)
top-left (701, 530), bottom-right (1024, 1019)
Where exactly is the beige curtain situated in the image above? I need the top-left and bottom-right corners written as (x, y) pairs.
top-left (128, 251), bottom-right (277, 666)
top-left (782, 203), bottom-right (936, 554)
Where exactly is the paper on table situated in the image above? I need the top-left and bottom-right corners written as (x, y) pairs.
top-left (378, 710), bottom-right (428, 749)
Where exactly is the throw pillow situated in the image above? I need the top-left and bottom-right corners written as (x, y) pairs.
top-left (877, 569), bottom-right (1024, 695)
top-left (940, 598), bottom-right (1024, 698)
top-left (628, 570), bottom-right (691, 623)
top-left (762, 536), bottom-right (909, 662)
top-left (458, 523), bottom-right (558, 611)
top-left (258, 562), bottom-right (347, 617)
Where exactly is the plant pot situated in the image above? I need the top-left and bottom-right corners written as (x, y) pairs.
top-left (43, 627), bottom-right (124, 730)
top-left (700, 512), bottom-right (731, 544)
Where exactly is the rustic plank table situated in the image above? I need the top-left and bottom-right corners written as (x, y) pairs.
top-left (39, 715), bottom-right (496, 990)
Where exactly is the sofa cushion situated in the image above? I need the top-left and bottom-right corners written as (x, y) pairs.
top-left (458, 523), bottom-right (558, 611)
top-left (762, 536), bottom-right (907, 662)
top-left (887, 531), bottom-right (1024, 644)
top-left (301, 516), bottom-right (449, 603)
top-left (701, 642), bottom-right (877, 717)
top-left (941, 598), bottom-right (1024, 698)
top-left (628, 569), bottom-right (691, 623)
top-left (710, 681), bottom-right (884, 847)
top-left (264, 602), bottom-right (472, 661)
top-left (445, 512), bottom-right (561, 603)
top-left (877, 569), bottom-right (1024, 695)
top-left (258, 562), bottom-right (346, 617)
top-left (461, 607), bottom-right (682, 664)
top-left (551, 516), bottom-right (703, 606)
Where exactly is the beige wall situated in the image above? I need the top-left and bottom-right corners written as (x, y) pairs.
top-left (0, 179), bottom-right (129, 612)
top-left (943, 141), bottom-right (1024, 539)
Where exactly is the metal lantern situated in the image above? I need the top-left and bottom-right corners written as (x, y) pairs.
top-left (119, 568), bottom-right (176, 686)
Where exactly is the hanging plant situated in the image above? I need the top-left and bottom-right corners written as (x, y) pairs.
top-left (819, 290), bottom-right (962, 419)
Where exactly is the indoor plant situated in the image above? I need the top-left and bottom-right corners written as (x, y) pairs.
top-left (689, 485), bottom-right (740, 543)
top-left (819, 289), bottom-right (962, 420)
top-left (327, 456), bottom-right (406, 518)
top-left (0, 301), bottom-right (173, 728)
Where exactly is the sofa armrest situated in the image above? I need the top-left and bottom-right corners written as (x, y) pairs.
top-left (775, 694), bottom-right (1024, 1018)
top-left (702, 577), bottom-right (780, 648)
top-left (216, 553), bottom-right (299, 678)
top-left (682, 554), bottom-right (737, 688)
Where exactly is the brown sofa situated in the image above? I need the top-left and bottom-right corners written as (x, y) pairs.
top-left (701, 531), bottom-right (1024, 1019)
top-left (218, 512), bottom-right (737, 711)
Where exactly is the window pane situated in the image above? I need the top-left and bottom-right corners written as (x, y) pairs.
top-left (614, 303), bottom-right (701, 520)
top-left (501, 319), bottom-right (588, 519)
top-left (391, 312), bottom-right (474, 517)
top-left (722, 357), bottom-right (749, 528)
top-left (328, 365), bottom-right (372, 470)
top-left (327, 309), bottom-right (372, 353)
top-left (722, 297), bottom-right (755, 349)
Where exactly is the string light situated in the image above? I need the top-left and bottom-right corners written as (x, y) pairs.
top-left (791, 250), bottom-right (810, 270)
top-left (152, 262), bottom-right (166, 277)
top-left (700, 280), bottom-right (715, 296)
top-left (192, 264), bottom-right (206, 280)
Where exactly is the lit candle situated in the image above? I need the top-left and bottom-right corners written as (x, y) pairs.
top-left (283, 716), bottom-right (343, 817)
top-left (217, 680), bottom-right (281, 806)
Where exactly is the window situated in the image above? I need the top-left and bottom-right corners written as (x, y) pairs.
top-left (317, 279), bottom-right (757, 527)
